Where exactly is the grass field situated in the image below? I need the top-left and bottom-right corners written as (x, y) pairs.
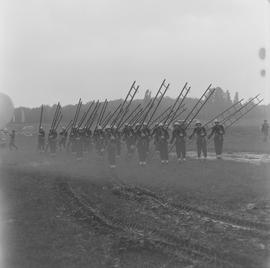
top-left (0, 126), bottom-right (270, 267)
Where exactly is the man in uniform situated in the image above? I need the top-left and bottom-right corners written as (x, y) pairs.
top-left (122, 124), bottom-right (136, 157)
top-left (76, 127), bottom-right (84, 160)
top-left (261, 119), bottom-right (269, 142)
top-left (37, 127), bottom-right (45, 152)
top-left (141, 123), bottom-right (151, 153)
top-left (9, 130), bottom-right (18, 150)
top-left (208, 119), bottom-right (225, 159)
top-left (151, 122), bottom-right (160, 152)
top-left (170, 121), bottom-right (186, 162)
top-left (135, 123), bottom-right (148, 165)
top-left (67, 127), bottom-right (76, 153)
top-left (59, 127), bottom-right (68, 151)
top-left (105, 125), bottom-right (117, 168)
top-left (189, 120), bottom-right (207, 160)
top-left (48, 128), bottom-right (57, 156)
top-left (157, 123), bottom-right (169, 164)
top-left (93, 125), bottom-right (106, 157)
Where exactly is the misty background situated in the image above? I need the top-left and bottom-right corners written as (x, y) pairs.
top-left (0, 0), bottom-right (269, 107)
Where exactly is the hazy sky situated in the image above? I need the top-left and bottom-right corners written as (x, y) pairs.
top-left (0, 0), bottom-right (269, 107)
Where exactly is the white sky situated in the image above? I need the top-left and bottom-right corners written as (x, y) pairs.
top-left (0, 0), bottom-right (269, 107)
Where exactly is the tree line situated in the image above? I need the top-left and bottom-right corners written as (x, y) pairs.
top-left (12, 87), bottom-right (269, 126)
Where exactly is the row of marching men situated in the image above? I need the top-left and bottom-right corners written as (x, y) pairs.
top-left (37, 119), bottom-right (225, 167)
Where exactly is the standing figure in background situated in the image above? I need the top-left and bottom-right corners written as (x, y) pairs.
top-left (208, 119), bottom-right (225, 159)
top-left (261, 120), bottom-right (269, 142)
top-left (170, 121), bottom-right (186, 162)
top-left (9, 130), bottom-right (18, 151)
top-left (37, 127), bottom-right (45, 152)
top-left (189, 121), bottom-right (207, 160)
top-left (48, 129), bottom-right (57, 156)
top-left (59, 127), bottom-right (68, 151)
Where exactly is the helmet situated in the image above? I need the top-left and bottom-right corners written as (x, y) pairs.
top-left (214, 119), bottom-right (219, 124)
top-left (195, 120), bottom-right (201, 126)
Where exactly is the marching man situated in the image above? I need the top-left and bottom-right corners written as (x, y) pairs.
top-left (189, 120), bottom-right (207, 160)
top-left (208, 119), bottom-right (225, 159)
top-left (170, 121), bottom-right (186, 162)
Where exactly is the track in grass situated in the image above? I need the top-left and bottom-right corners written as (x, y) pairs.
top-left (56, 179), bottom-right (262, 268)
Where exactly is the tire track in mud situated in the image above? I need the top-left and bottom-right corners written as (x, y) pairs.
top-left (56, 178), bottom-right (260, 268)
top-left (109, 172), bottom-right (270, 233)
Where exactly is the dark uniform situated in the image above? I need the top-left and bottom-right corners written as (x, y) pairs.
top-left (151, 123), bottom-right (160, 152)
top-left (122, 125), bottom-right (136, 156)
top-left (141, 124), bottom-right (151, 153)
top-left (189, 122), bottom-right (207, 159)
top-left (93, 127), bottom-right (106, 156)
top-left (67, 127), bottom-right (76, 153)
top-left (261, 120), bottom-right (269, 142)
top-left (59, 128), bottom-right (68, 150)
top-left (84, 128), bottom-right (93, 152)
top-left (170, 123), bottom-right (186, 161)
top-left (135, 126), bottom-right (148, 165)
top-left (48, 129), bottom-right (57, 155)
top-left (112, 127), bottom-right (121, 157)
top-left (157, 126), bottom-right (169, 163)
top-left (76, 128), bottom-right (84, 159)
top-left (9, 130), bottom-right (18, 150)
top-left (37, 128), bottom-right (45, 152)
top-left (208, 121), bottom-right (225, 158)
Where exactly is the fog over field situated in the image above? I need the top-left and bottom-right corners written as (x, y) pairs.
top-left (0, 1), bottom-right (270, 268)
top-left (0, 0), bottom-right (269, 107)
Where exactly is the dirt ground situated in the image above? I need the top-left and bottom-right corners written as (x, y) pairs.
top-left (0, 126), bottom-right (270, 267)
